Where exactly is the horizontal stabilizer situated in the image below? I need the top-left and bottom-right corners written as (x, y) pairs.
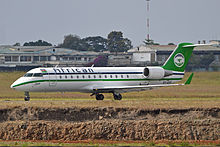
top-left (185, 73), bottom-right (194, 85)
top-left (183, 44), bottom-right (215, 48)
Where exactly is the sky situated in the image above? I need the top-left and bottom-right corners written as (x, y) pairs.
top-left (0, 0), bottom-right (220, 47)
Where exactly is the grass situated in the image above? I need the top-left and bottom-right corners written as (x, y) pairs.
top-left (0, 71), bottom-right (219, 109)
top-left (0, 72), bottom-right (219, 145)
top-left (0, 98), bottom-right (219, 109)
top-left (0, 72), bottom-right (220, 146)
top-left (0, 140), bottom-right (219, 146)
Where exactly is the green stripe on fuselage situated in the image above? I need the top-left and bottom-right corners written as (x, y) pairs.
top-left (12, 78), bottom-right (182, 88)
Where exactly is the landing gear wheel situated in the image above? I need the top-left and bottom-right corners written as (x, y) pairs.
top-left (113, 93), bottom-right (122, 100)
top-left (24, 92), bottom-right (30, 101)
top-left (96, 94), bottom-right (104, 100)
top-left (24, 96), bottom-right (30, 101)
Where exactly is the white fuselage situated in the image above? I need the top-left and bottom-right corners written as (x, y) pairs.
top-left (11, 67), bottom-right (184, 93)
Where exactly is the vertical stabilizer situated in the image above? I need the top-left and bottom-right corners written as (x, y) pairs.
top-left (162, 43), bottom-right (195, 72)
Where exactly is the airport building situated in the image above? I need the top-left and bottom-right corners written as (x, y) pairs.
top-left (0, 45), bottom-right (132, 70)
top-left (0, 46), bottom-right (99, 70)
top-left (108, 53), bottom-right (132, 66)
top-left (128, 41), bottom-right (220, 71)
top-left (1, 40), bottom-right (220, 71)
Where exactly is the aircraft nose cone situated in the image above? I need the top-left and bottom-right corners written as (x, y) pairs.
top-left (10, 83), bottom-right (15, 89)
top-left (10, 77), bottom-right (26, 91)
top-left (10, 80), bottom-right (19, 89)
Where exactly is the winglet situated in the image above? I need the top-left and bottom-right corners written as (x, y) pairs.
top-left (185, 73), bottom-right (194, 85)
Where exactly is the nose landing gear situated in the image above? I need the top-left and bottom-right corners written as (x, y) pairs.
top-left (113, 93), bottom-right (122, 100)
top-left (24, 92), bottom-right (30, 101)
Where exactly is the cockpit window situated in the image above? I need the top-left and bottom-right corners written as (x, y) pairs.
top-left (24, 73), bottom-right (33, 77)
top-left (33, 73), bottom-right (43, 77)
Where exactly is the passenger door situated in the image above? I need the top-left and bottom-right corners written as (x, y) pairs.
top-left (49, 72), bottom-right (57, 87)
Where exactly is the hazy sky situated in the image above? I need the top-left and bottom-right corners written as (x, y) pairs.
top-left (0, 0), bottom-right (220, 46)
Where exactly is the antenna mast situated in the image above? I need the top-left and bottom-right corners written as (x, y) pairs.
top-left (145, 0), bottom-right (154, 45)
top-left (146, 0), bottom-right (150, 41)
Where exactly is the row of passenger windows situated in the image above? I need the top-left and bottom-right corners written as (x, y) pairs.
top-left (59, 75), bottom-right (130, 79)
top-left (23, 73), bottom-right (130, 79)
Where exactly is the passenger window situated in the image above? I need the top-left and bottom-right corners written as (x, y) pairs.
top-left (121, 75), bottom-right (123, 78)
top-left (82, 75), bottom-right (85, 79)
top-left (110, 75), bottom-right (113, 78)
top-left (99, 75), bottom-right (101, 78)
top-left (105, 75), bottom-right (107, 78)
top-left (127, 75), bottom-right (129, 78)
top-left (65, 76), bottom-right (67, 79)
top-left (71, 75), bottom-right (73, 78)
top-left (77, 76), bottom-right (79, 79)
top-left (94, 75), bottom-right (96, 78)
top-left (60, 76), bottom-right (62, 79)
top-left (88, 75), bottom-right (91, 78)
top-left (115, 75), bottom-right (118, 78)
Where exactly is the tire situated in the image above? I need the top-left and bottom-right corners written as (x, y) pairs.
top-left (96, 94), bottom-right (104, 100)
top-left (24, 96), bottom-right (30, 101)
top-left (114, 94), bottom-right (122, 100)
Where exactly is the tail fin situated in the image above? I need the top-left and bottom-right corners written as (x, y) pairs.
top-left (162, 43), bottom-right (195, 72)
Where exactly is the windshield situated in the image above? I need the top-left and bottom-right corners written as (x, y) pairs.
top-left (23, 73), bottom-right (33, 77)
top-left (23, 73), bottom-right (44, 77)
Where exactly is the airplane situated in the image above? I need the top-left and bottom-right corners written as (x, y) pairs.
top-left (10, 42), bottom-right (207, 101)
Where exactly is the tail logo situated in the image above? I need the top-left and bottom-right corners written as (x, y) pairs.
top-left (174, 53), bottom-right (185, 67)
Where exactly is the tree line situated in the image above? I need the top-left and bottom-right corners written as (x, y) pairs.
top-left (20, 31), bottom-right (133, 53)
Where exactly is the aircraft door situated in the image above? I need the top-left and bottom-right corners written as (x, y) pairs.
top-left (49, 72), bottom-right (57, 87)
top-left (140, 81), bottom-right (149, 85)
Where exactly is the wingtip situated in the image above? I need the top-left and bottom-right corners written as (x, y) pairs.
top-left (185, 73), bottom-right (194, 85)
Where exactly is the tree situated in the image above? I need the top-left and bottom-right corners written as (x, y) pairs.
top-left (13, 43), bottom-right (20, 46)
top-left (23, 40), bottom-right (52, 46)
top-left (82, 36), bottom-right (107, 52)
top-left (107, 31), bottom-right (133, 53)
top-left (168, 43), bottom-right (175, 45)
top-left (59, 31), bottom-right (133, 52)
top-left (143, 39), bottom-right (159, 45)
top-left (94, 55), bottom-right (108, 67)
top-left (59, 34), bottom-right (87, 51)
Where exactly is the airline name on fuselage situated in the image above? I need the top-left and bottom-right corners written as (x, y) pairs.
top-left (53, 68), bottom-right (94, 73)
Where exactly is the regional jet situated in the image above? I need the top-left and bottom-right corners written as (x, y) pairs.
top-left (11, 43), bottom-right (206, 101)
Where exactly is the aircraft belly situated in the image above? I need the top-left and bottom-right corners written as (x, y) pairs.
top-left (96, 81), bottom-right (139, 87)
top-left (54, 81), bottom-right (91, 92)
top-left (15, 84), bottom-right (32, 92)
top-left (28, 82), bottom-right (50, 92)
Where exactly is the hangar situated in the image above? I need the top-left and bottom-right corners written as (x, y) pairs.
top-left (0, 46), bottom-right (99, 70)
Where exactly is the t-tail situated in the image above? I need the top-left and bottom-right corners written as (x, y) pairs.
top-left (162, 43), bottom-right (196, 72)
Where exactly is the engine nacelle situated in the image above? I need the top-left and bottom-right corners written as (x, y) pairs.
top-left (143, 67), bottom-right (173, 79)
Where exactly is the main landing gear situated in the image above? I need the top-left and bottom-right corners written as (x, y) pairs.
top-left (96, 94), bottom-right (104, 100)
top-left (91, 93), bottom-right (122, 101)
top-left (24, 92), bottom-right (30, 101)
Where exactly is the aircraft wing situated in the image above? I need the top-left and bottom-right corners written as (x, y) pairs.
top-left (93, 83), bottom-right (184, 93)
top-left (93, 73), bottom-right (194, 93)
